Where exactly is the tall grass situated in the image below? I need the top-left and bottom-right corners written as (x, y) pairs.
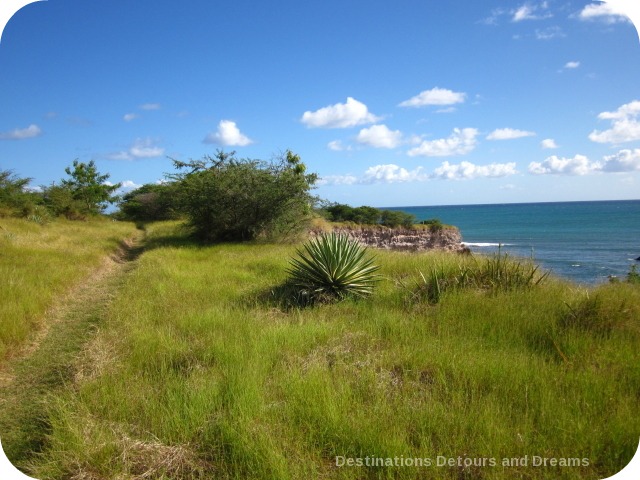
top-left (0, 217), bottom-right (137, 361)
top-left (4, 222), bottom-right (639, 479)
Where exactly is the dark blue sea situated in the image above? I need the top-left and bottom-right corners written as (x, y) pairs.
top-left (388, 200), bottom-right (640, 285)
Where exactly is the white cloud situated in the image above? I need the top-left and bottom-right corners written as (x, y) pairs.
top-left (363, 164), bottom-right (428, 184)
top-left (408, 128), bottom-right (478, 157)
top-left (118, 180), bottom-right (143, 192)
top-left (123, 113), bottom-right (139, 122)
top-left (578, 2), bottom-right (631, 23)
top-left (564, 61), bottom-right (580, 69)
top-left (512, 2), bottom-right (552, 22)
top-left (589, 100), bottom-right (640, 144)
top-left (109, 138), bottom-right (165, 161)
top-left (0, 124), bottom-right (42, 140)
top-left (327, 140), bottom-right (349, 151)
top-left (528, 155), bottom-right (600, 175)
top-left (600, 149), bottom-right (640, 172)
top-left (535, 26), bottom-right (566, 40)
top-left (541, 138), bottom-right (559, 149)
top-left (356, 124), bottom-right (403, 149)
top-left (317, 174), bottom-right (359, 186)
top-left (487, 128), bottom-right (536, 140)
top-left (432, 161), bottom-right (517, 180)
top-left (529, 149), bottom-right (640, 175)
top-left (301, 97), bottom-right (380, 128)
top-left (130, 138), bottom-right (165, 158)
top-left (204, 120), bottom-right (253, 146)
top-left (399, 87), bottom-right (466, 108)
top-left (140, 103), bottom-right (161, 110)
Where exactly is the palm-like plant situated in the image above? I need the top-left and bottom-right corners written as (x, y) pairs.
top-left (287, 233), bottom-right (381, 302)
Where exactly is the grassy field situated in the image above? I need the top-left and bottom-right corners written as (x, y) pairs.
top-left (1, 220), bottom-right (639, 479)
top-left (0, 217), bottom-right (138, 362)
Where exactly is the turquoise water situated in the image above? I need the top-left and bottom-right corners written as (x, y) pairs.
top-left (388, 200), bottom-right (640, 285)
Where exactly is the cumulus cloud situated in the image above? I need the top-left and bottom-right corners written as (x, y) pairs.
top-left (487, 128), bottom-right (536, 140)
top-left (564, 61), bottom-right (580, 69)
top-left (0, 124), bottom-right (42, 140)
top-left (363, 164), bottom-right (428, 184)
top-left (109, 138), bottom-right (165, 161)
top-left (528, 155), bottom-right (599, 175)
top-left (578, 2), bottom-right (631, 23)
top-left (541, 138), bottom-right (559, 149)
top-left (589, 100), bottom-right (640, 144)
top-left (204, 120), bottom-right (253, 146)
top-left (408, 128), bottom-right (478, 157)
top-left (399, 87), bottom-right (466, 108)
top-left (432, 161), bottom-right (517, 180)
top-left (600, 149), bottom-right (640, 172)
top-left (130, 138), bottom-right (165, 158)
top-left (123, 113), bottom-right (139, 122)
top-left (529, 149), bottom-right (640, 175)
top-left (327, 140), bottom-right (350, 151)
top-left (301, 97), bottom-right (380, 128)
top-left (512, 2), bottom-right (552, 21)
top-left (356, 124), bottom-right (403, 149)
top-left (316, 174), bottom-right (359, 186)
top-left (118, 180), bottom-right (143, 192)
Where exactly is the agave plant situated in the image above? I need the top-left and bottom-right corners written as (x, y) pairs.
top-left (287, 232), bottom-right (381, 302)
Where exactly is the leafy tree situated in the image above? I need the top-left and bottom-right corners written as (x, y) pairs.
top-left (170, 150), bottom-right (317, 241)
top-left (59, 160), bottom-right (120, 216)
top-left (380, 209), bottom-right (416, 228)
top-left (0, 169), bottom-right (44, 217)
top-left (117, 183), bottom-right (177, 222)
top-left (352, 206), bottom-right (381, 225)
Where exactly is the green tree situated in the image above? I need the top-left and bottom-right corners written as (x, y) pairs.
top-left (59, 160), bottom-right (120, 215)
top-left (0, 169), bottom-right (38, 216)
top-left (117, 183), bottom-right (177, 222)
top-left (170, 150), bottom-right (317, 241)
top-left (380, 209), bottom-right (416, 228)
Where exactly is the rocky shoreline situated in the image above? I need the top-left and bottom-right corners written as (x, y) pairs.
top-left (310, 224), bottom-right (467, 253)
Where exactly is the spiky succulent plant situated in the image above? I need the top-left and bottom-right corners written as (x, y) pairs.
top-left (287, 232), bottom-right (381, 302)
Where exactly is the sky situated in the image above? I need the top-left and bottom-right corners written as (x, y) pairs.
top-left (0, 0), bottom-right (639, 208)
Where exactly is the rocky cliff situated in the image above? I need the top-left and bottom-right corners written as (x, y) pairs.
top-left (310, 225), bottom-right (465, 253)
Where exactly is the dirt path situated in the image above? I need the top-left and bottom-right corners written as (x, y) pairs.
top-left (0, 231), bottom-right (145, 465)
top-left (0, 234), bottom-right (143, 388)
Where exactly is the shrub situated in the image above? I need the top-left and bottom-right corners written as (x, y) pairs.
top-left (413, 249), bottom-right (549, 305)
top-left (627, 265), bottom-right (640, 284)
top-left (0, 170), bottom-right (41, 217)
top-left (117, 183), bottom-right (178, 222)
top-left (287, 233), bottom-right (381, 304)
top-left (380, 209), bottom-right (415, 228)
top-left (170, 150), bottom-right (317, 242)
top-left (419, 218), bottom-right (444, 232)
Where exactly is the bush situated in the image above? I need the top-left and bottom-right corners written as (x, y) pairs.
top-left (0, 170), bottom-right (41, 217)
top-left (419, 218), bottom-right (444, 232)
top-left (286, 233), bottom-right (381, 304)
top-left (170, 150), bottom-right (317, 242)
top-left (380, 209), bottom-right (415, 228)
top-left (412, 249), bottom-right (549, 305)
top-left (117, 183), bottom-right (178, 222)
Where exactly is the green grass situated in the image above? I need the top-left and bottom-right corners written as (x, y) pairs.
top-left (0, 217), bottom-right (137, 362)
top-left (2, 221), bottom-right (639, 479)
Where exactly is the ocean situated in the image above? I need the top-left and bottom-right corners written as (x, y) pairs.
top-left (387, 200), bottom-right (640, 285)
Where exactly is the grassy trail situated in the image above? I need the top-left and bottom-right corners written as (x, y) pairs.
top-left (0, 229), bottom-right (144, 467)
top-left (1, 221), bottom-right (638, 479)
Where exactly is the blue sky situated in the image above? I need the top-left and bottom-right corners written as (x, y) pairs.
top-left (0, 0), bottom-right (639, 207)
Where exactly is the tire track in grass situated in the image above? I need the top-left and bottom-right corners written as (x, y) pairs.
top-left (0, 232), bottom-right (145, 469)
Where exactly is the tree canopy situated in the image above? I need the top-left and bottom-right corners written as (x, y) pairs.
top-left (169, 150), bottom-right (317, 241)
